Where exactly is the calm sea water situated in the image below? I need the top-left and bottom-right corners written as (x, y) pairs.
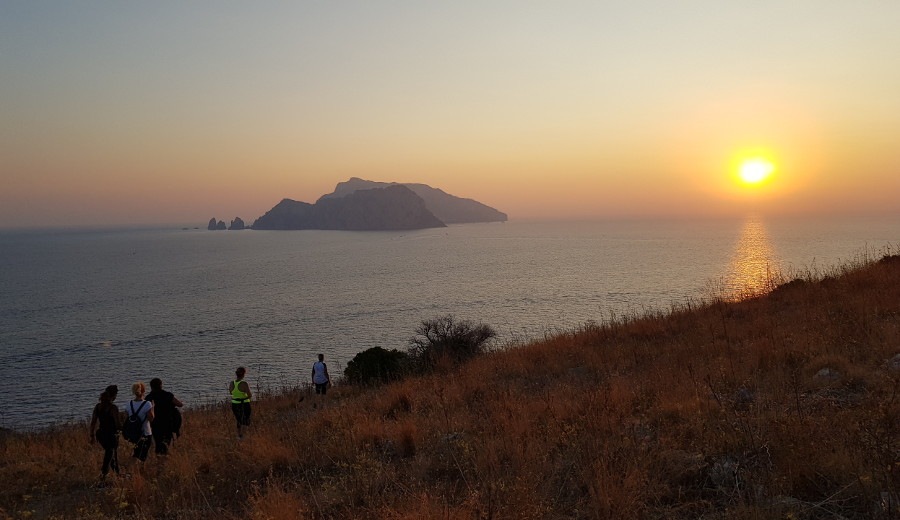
top-left (1, 215), bottom-right (897, 429)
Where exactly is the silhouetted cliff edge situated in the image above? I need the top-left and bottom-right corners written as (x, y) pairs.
top-left (319, 177), bottom-right (508, 224)
top-left (252, 184), bottom-right (446, 230)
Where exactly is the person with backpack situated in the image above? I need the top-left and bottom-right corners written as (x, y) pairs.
top-left (145, 378), bottom-right (183, 456)
top-left (311, 354), bottom-right (331, 398)
top-left (124, 381), bottom-right (154, 462)
top-left (228, 367), bottom-right (252, 438)
top-left (89, 385), bottom-right (121, 479)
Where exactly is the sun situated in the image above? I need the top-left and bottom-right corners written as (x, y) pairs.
top-left (738, 158), bottom-right (775, 185)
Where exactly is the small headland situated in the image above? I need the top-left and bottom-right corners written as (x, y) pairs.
top-left (2, 253), bottom-right (899, 518)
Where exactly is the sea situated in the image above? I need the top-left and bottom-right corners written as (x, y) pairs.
top-left (1, 215), bottom-right (897, 430)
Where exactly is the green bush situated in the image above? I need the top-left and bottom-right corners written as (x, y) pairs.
top-left (344, 346), bottom-right (409, 385)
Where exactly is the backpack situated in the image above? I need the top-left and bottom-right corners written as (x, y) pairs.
top-left (122, 401), bottom-right (149, 443)
top-left (172, 406), bottom-right (182, 438)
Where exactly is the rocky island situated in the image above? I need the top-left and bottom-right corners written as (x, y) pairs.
top-left (252, 184), bottom-right (446, 230)
top-left (207, 218), bottom-right (227, 230)
top-left (319, 177), bottom-right (508, 224)
top-left (207, 217), bottom-right (245, 230)
top-left (251, 178), bottom-right (507, 231)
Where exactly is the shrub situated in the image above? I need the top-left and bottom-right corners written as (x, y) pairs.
top-left (408, 315), bottom-right (496, 372)
top-left (344, 346), bottom-right (409, 385)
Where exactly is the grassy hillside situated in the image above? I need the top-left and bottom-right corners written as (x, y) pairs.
top-left (2, 254), bottom-right (899, 519)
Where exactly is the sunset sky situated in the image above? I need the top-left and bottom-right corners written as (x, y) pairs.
top-left (2, 2), bottom-right (899, 227)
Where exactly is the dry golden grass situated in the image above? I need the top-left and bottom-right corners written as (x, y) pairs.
top-left (2, 254), bottom-right (899, 519)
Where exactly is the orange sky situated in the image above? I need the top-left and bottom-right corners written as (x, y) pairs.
top-left (2, 3), bottom-right (899, 227)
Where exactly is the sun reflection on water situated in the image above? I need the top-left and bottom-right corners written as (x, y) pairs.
top-left (726, 215), bottom-right (780, 299)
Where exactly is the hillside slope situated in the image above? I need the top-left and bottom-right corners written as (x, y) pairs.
top-left (2, 254), bottom-right (899, 519)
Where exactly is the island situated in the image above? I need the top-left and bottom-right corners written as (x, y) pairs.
top-left (251, 184), bottom-right (447, 230)
top-left (319, 177), bottom-right (507, 224)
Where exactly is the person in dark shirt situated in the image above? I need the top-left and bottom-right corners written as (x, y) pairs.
top-left (145, 378), bottom-right (184, 455)
top-left (89, 385), bottom-right (121, 478)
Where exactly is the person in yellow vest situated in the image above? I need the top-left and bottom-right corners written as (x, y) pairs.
top-left (228, 366), bottom-right (252, 438)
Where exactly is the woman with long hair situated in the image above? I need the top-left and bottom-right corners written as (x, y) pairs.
top-left (89, 385), bottom-right (120, 478)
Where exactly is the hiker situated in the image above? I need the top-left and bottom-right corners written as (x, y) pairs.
top-left (145, 378), bottom-right (184, 455)
top-left (89, 385), bottom-right (121, 478)
top-left (125, 382), bottom-right (154, 462)
top-left (311, 353), bottom-right (331, 397)
top-left (228, 367), bottom-right (252, 437)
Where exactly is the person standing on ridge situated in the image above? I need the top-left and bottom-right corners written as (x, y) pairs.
top-left (228, 367), bottom-right (252, 437)
top-left (311, 353), bottom-right (331, 399)
top-left (89, 385), bottom-right (121, 479)
top-left (145, 378), bottom-right (183, 455)
top-left (126, 382), bottom-right (154, 463)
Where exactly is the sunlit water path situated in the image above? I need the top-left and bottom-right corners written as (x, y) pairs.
top-left (1, 215), bottom-right (896, 429)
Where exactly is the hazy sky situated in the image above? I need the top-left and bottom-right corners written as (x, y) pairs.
top-left (2, 2), bottom-right (899, 227)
